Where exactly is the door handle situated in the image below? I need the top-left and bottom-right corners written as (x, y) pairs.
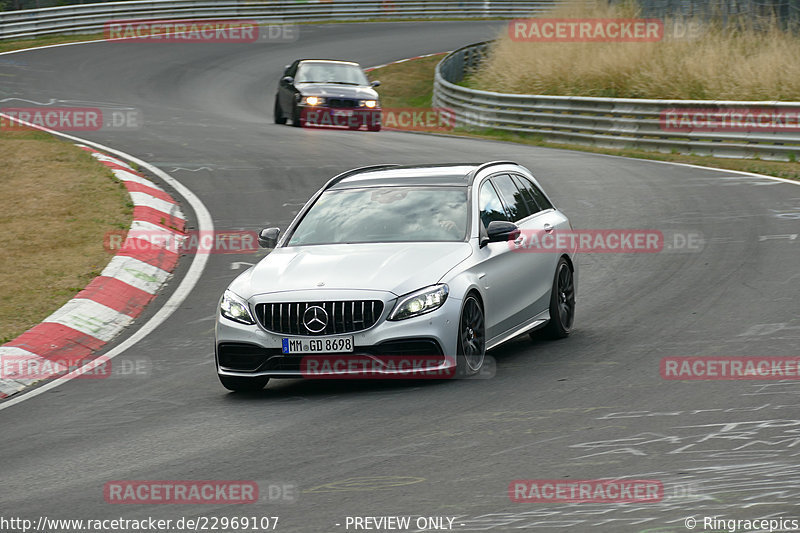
top-left (543, 223), bottom-right (554, 233)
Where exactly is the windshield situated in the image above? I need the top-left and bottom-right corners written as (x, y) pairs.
top-left (295, 62), bottom-right (369, 85)
top-left (288, 186), bottom-right (468, 245)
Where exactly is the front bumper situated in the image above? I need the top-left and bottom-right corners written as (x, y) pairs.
top-left (215, 289), bottom-right (461, 379)
top-left (299, 106), bottom-right (381, 128)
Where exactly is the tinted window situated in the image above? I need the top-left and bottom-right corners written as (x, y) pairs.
top-left (288, 186), bottom-right (467, 245)
top-left (510, 174), bottom-right (539, 214)
top-left (514, 174), bottom-right (553, 212)
top-left (479, 180), bottom-right (508, 228)
top-left (491, 174), bottom-right (530, 222)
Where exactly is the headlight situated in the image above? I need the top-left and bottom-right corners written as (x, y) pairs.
top-left (360, 100), bottom-right (378, 108)
top-left (388, 284), bottom-right (449, 321)
top-left (302, 96), bottom-right (324, 106)
top-left (220, 290), bottom-right (255, 325)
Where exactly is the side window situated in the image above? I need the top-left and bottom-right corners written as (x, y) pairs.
top-left (285, 61), bottom-right (298, 77)
top-left (515, 174), bottom-right (553, 212)
top-left (479, 180), bottom-right (509, 229)
top-left (510, 174), bottom-right (539, 215)
top-left (491, 174), bottom-right (530, 222)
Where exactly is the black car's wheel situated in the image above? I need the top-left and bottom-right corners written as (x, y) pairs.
top-left (456, 294), bottom-right (485, 377)
top-left (274, 98), bottom-right (286, 125)
top-left (291, 104), bottom-right (304, 127)
top-left (218, 374), bottom-right (269, 392)
top-left (541, 257), bottom-right (575, 339)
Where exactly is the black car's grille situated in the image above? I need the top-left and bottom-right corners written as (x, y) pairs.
top-left (255, 301), bottom-right (384, 336)
top-left (327, 98), bottom-right (358, 108)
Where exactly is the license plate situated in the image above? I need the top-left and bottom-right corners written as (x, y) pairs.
top-left (282, 336), bottom-right (354, 354)
top-left (333, 109), bottom-right (354, 117)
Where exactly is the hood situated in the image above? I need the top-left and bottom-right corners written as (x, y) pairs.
top-left (229, 242), bottom-right (472, 298)
top-left (297, 83), bottom-right (378, 100)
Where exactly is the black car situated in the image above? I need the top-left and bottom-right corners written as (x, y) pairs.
top-left (274, 59), bottom-right (382, 131)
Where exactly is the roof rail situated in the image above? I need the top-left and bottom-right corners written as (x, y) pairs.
top-left (469, 161), bottom-right (518, 179)
top-left (323, 164), bottom-right (401, 190)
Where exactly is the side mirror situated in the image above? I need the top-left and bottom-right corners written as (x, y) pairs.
top-left (485, 220), bottom-right (520, 245)
top-left (281, 76), bottom-right (294, 85)
top-left (258, 227), bottom-right (281, 249)
top-left (370, 80), bottom-right (381, 87)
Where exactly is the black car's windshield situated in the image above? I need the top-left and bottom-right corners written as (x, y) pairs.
top-left (288, 186), bottom-right (468, 245)
top-left (295, 62), bottom-right (369, 85)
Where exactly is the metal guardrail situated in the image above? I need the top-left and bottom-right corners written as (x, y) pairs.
top-left (0, 1), bottom-right (554, 40)
top-left (434, 42), bottom-right (800, 161)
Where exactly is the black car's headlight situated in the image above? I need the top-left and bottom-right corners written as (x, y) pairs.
top-left (359, 99), bottom-right (378, 108)
top-left (301, 96), bottom-right (325, 106)
top-left (388, 284), bottom-right (449, 321)
top-left (220, 290), bottom-right (255, 325)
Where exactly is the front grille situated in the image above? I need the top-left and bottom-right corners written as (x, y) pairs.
top-left (255, 300), bottom-right (384, 336)
top-left (327, 98), bottom-right (358, 108)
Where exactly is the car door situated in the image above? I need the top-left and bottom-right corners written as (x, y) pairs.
top-left (509, 173), bottom-right (572, 314)
top-left (473, 176), bottom-right (533, 341)
top-left (487, 173), bottom-right (557, 331)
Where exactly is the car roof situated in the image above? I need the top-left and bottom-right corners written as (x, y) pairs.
top-left (328, 162), bottom-right (518, 189)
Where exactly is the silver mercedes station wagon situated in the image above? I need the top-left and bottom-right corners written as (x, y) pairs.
top-left (215, 162), bottom-right (577, 391)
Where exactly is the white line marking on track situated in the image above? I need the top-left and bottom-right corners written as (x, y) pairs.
top-left (170, 166), bottom-right (215, 172)
top-left (758, 234), bottom-right (798, 241)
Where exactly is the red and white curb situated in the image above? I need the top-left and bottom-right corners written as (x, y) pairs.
top-left (364, 51), bottom-right (449, 72)
top-left (0, 146), bottom-right (185, 398)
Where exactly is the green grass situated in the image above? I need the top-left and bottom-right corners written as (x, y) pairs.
top-left (0, 129), bottom-right (132, 343)
top-left (0, 33), bottom-right (106, 54)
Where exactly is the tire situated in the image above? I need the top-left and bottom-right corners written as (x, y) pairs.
top-left (218, 374), bottom-right (269, 392)
top-left (456, 294), bottom-right (485, 377)
top-left (291, 104), bottom-right (304, 127)
top-left (541, 257), bottom-right (576, 339)
top-left (274, 98), bottom-right (286, 125)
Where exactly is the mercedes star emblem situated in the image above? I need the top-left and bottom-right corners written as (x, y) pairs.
top-left (303, 305), bottom-right (329, 333)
